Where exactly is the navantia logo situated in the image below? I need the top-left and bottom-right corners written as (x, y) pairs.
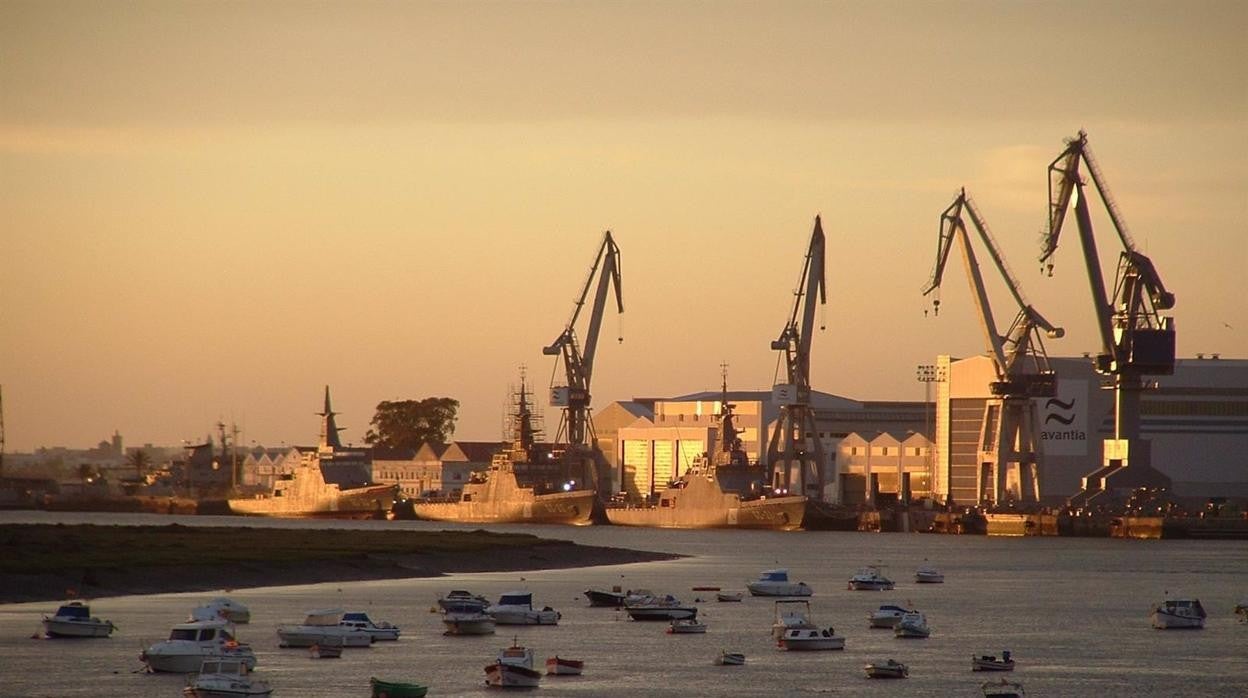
top-left (1037, 380), bottom-right (1088, 456)
top-left (1044, 397), bottom-right (1077, 425)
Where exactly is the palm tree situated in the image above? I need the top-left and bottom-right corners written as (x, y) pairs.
top-left (128, 449), bottom-right (151, 479)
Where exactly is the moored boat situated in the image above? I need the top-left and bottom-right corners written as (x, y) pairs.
top-left (772, 599), bottom-right (816, 640)
top-left (484, 640), bottom-right (543, 688)
top-left (973, 650), bottom-right (1015, 671)
top-left (748, 569), bottom-right (813, 597)
top-left (141, 620), bottom-right (257, 674)
top-left (868, 604), bottom-right (912, 629)
top-left (1150, 597), bottom-right (1206, 629)
top-left (183, 658), bottom-right (272, 698)
top-left (848, 565), bottom-right (894, 591)
top-left (716, 592), bottom-right (744, 603)
top-left (42, 601), bottom-right (115, 638)
top-left (624, 594), bottom-right (698, 621)
top-left (277, 609), bottom-right (373, 648)
top-left (864, 658), bottom-right (908, 679)
top-left (894, 611), bottom-right (930, 638)
top-left (545, 656), bottom-right (584, 675)
top-left (370, 677), bottom-right (429, 698)
top-left (340, 612), bottom-right (400, 641)
top-left (982, 678), bottom-right (1026, 697)
top-left (716, 651), bottom-right (746, 666)
top-left (667, 618), bottom-right (708, 634)
top-left (584, 586), bottom-right (644, 608)
top-left (438, 590), bottom-right (490, 614)
top-left (487, 591), bottom-right (561, 625)
top-left (190, 597), bottom-right (251, 625)
top-left (442, 611), bottom-right (497, 636)
top-left (778, 627), bottom-right (845, 651)
top-left (914, 562), bottom-right (945, 584)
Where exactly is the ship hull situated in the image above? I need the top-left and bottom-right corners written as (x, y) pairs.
top-left (606, 496), bottom-right (805, 531)
top-left (228, 483), bottom-right (394, 519)
top-left (412, 489), bottom-right (595, 526)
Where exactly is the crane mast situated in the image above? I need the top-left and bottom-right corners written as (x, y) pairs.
top-left (1042, 131), bottom-right (1176, 505)
top-left (924, 189), bottom-right (1063, 505)
top-left (543, 231), bottom-right (623, 492)
top-left (765, 216), bottom-right (827, 500)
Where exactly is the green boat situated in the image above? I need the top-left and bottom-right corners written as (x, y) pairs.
top-left (371, 677), bottom-right (428, 698)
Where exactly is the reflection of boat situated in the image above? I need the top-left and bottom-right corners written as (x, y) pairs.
top-left (442, 612), bottom-right (496, 636)
top-left (667, 619), bottom-right (708, 634)
top-left (778, 627), bottom-right (845, 651)
top-left (277, 609), bottom-right (373, 648)
top-left (484, 640), bottom-right (543, 688)
top-left (981, 678), bottom-right (1026, 697)
top-left (894, 611), bottom-right (930, 638)
top-left (1150, 597), bottom-right (1206, 629)
top-left (772, 600), bottom-right (816, 640)
top-left (545, 656), bottom-right (584, 676)
top-left (369, 677), bottom-right (429, 698)
top-left (864, 659), bottom-right (908, 679)
top-left (42, 601), bottom-right (115, 638)
top-left (869, 605), bottom-right (912, 629)
top-left (183, 658), bottom-right (272, 698)
top-left (625, 594), bottom-right (698, 621)
top-left (716, 651), bottom-right (746, 666)
top-left (973, 650), bottom-right (1015, 672)
top-left (605, 386), bottom-right (806, 530)
top-left (413, 377), bottom-right (595, 526)
top-left (190, 597), bottom-right (251, 624)
top-left (141, 620), bottom-right (257, 674)
top-left (487, 592), bottom-right (561, 626)
top-left (340, 612), bottom-right (400, 641)
top-left (748, 569), bottom-right (813, 597)
top-left (848, 566), bottom-right (895, 591)
top-left (309, 638), bottom-right (343, 658)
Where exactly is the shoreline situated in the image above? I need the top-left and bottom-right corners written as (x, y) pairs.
top-left (1, 523), bottom-right (683, 605)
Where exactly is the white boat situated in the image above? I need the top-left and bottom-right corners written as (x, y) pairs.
top-left (42, 601), bottom-right (115, 638)
top-left (868, 604), bottom-right (913, 629)
top-left (182, 657), bottom-right (272, 698)
top-left (864, 658), bottom-right (908, 679)
top-left (716, 592), bottom-right (744, 603)
top-left (1150, 597), bottom-right (1206, 629)
top-left (484, 640), bottom-right (543, 688)
top-left (141, 620), bottom-right (257, 674)
top-left (747, 568), bottom-right (813, 597)
top-left (778, 627), bottom-right (845, 651)
top-left (716, 651), bottom-right (746, 666)
top-left (277, 609), bottom-right (373, 648)
top-left (190, 597), bottom-right (251, 624)
top-left (340, 611), bottom-right (400, 641)
top-left (772, 599), bottom-right (816, 640)
top-left (982, 678), bottom-right (1026, 697)
top-left (624, 594), bottom-right (698, 621)
top-left (848, 566), bottom-right (895, 591)
top-left (487, 591), bottom-right (561, 625)
top-left (973, 650), bottom-right (1016, 671)
top-left (667, 618), bottom-right (708, 634)
top-left (443, 611), bottom-right (497, 636)
top-left (545, 656), bottom-right (584, 675)
top-left (438, 590), bottom-right (490, 614)
top-left (894, 611), bottom-right (930, 638)
top-left (914, 562), bottom-right (945, 584)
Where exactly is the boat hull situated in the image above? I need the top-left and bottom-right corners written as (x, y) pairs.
top-left (414, 489), bottom-right (595, 526)
top-left (43, 618), bottom-right (114, 638)
top-left (370, 677), bottom-right (429, 698)
top-left (606, 495), bottom-right (806, 530)
top-left (442, 614), bottom-right (496, 636)
top-left (484, 663), bottom-right (542, 688)
top-left (1150, 611), bottom-right (1205, 629)
top-left (748, 582), bottom-right (812, 597)
top-left (545, 657), bottom-right (584, 675)
top-left (277, 627), bottom-right (373, 648)
top-left (584, 589), bottom-right (628, 607)
top-left (183, 680), bottom-right (273, 698)
top-left (142, 649), bottom-right (257, 675)
top-left (972, 657), bottom-right (1016, 672)
top-left (228, 483), bottom-right (395, 519)
top-left (625, 606), bottom-right (697, 621)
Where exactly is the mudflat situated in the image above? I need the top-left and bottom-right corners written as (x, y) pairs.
top-left (0, 523), bottom-right (680, 604)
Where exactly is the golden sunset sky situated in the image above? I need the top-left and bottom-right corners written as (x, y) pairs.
top-left (2, 0), bottom-right (1244, 451)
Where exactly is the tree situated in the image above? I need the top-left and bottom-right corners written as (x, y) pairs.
top-left (364, 397), bottom-right (459, 451)
top-left (128, 449), bottom-right (151, 479)
top-left (76, 463), bottom-right (97, 486)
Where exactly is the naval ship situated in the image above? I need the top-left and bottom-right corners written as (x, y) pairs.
top-left (411, 377), bottom-right (596, 526)
top-left (605, 387), bottom-right (807, 531)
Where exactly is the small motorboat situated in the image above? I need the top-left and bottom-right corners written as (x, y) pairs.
top-left (868, 604), bottom-right (913, 629)
top-left (864, 658), bottom-right (908, 679)
top-left (370, 677), bottom-right (429, 698)
top-left (584, 586), bottom-right (630, 607)
top-left (487, 591), bottom-right (561, 625)
top-left (716, 592), bottom-right (744, 603)
top-left (42, 601), bottom-right (115, 638)
top-left (667, 618), bottom-right (708, 634)
top-left (747, 569), bottom-right (813, 597)
top-left (772, 599), bottom-right (816, 640)
top-left (189, 597), bottom-right (251, 624)
top-left (894, 611), bottom-right (930, 638)
top-left (277, 609), bottom-right (373, 648)
top-left (340, 611), bottom-right (400, 641)
top-left (778, 627), bottom-right (845, 651)
top-left (624, 594), bottom-right (698, 621)
top-left (982, 678), bottom-right (1026, 697)
top-left (1150, 597), bottom-right (1206, 629)
top-left (972, 650), bottom-right (1015, 671)
top-left (183, 657), bottom-right (272, 698)
top-left (443, 611), bottom-right (497, 636)
top-left (914, 562), bottom-right (945, 584)
top-left (308, 637), bottom-right (343, 659)
top-left (484, 639), bottom-right (543, 688)
top-left (545, 656), bottom-right (584, 676)
top-left (716, 651), bottom-right (746, 666)
top-left (848, 566), bottom-right (895, 591)
top-left (438, 590), bottom-right (490, 614)
top-left (142, 620), bottom-right (257, 674)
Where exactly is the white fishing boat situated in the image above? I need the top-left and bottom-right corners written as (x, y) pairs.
top-left (438, 590), bottom-right (490, 614)
top-left (894, 611), bottom-right (930, 638)
top-left (848, 566), bottom-right (895, 591)
top-left (545, 656), bottom-right (584, 675)
top-left (41, 601), bottom-right (115, 638)
top-left (340, 612), bottom-right (400, 641)
top-left (624, 594), bottom-right (698, 621)
top-left (868, 604), bottom-right (912, 629)
top-left (189, 597), bottom-right (251, 624)
top-left (715, 591), bottom-right (744, 603)
top-left (778, 627), bottom-right (845, 651)
top-left (772, 599), bottom-right (816, 640)
top-left (973, 650), bottom-right (1015, 672)
top-left (716, 651), bottom-right (746, 666)
top-left (747, 568), bottom-right (813, 597)
top-left (182, 657), bottom-right (272, 698)
top-left (442, 611), bottom-right (497, 636)
top-left (487, 591), bottom-right (561, 625)
top-left (277, 609), bottom-right (373, 648)
top-left (141, 620), bottom-right (257, 674)
top-left (667, 618), bottom-right (708, 634)
top-left (864, 658), bottom-right (908, 679)
top-left (982, 678), bottom-right (1026, 697)
top-left (484, 640), bottom-right (543, 688)
top-left (1150, 597), bottom-right (1206, 629)
top-left (914, 562), bottom-right (945, 584)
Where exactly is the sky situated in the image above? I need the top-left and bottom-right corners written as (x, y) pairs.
top-left (1, 0), bottom-right (1245, 452)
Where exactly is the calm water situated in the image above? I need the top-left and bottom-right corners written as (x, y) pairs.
top-left (1, 511), bottom-right (1246, 696)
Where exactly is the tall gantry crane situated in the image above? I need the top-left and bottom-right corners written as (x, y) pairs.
top-left (765, 216), bottom-right (827, 499)
top-left (923, 189), bottom-right (1064, 506)
top-left (543, 231), bottom-right (623, 492)
top-left (1043, 131), bottom-right (1176, 505)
